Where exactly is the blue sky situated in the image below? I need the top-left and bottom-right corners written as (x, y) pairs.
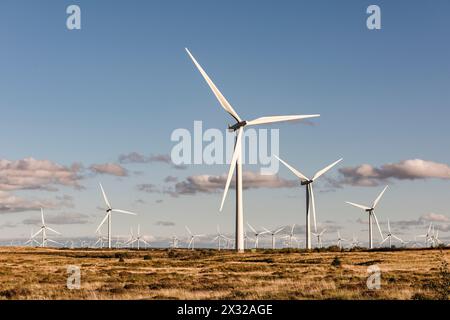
top-left (0, 0), bottom-right (449, 246)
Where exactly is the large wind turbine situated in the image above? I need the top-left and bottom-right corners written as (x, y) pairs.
top-left (32, 208), bottom-right (61, 247)
top-left (346, 185), bottom-right (388, 249)
top-left (96, 183), bottom-right (138, 249)
top-left (275, 155), bottom-right (342, 249)
top-left (186, 48), bottom-right (319, 252)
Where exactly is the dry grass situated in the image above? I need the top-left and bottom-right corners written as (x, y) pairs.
top-left (0, 247), bottom-right (448, 300)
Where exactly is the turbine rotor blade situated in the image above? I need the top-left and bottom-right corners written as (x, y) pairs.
top-left (312, 158), bottom-right (343, 181)
top-left (372, 185), bottom-right (389, 209)
top-left (185, 48), bottom-right (241, 122)
top-left (247, 222), bottom-right (257, 234)
top-left (274, 155), bottom-right (309, 181)
top-left (373, 213), bottom-right (384, 240)
top-left (345, 201), bottom-right (371, 211)
top-left (32, 229), bottom-right (43, 238)
top-left (99, 183), bottom-right (112, 209)
top-left (111, 209), bottom-right (138, 215)
top-left (185, 226), bottom-right (193, 235)
top-left (41, 208), bottom-right (45, 225)
top-left (96, 213), bottom-right (110, 233)
top-left (246, 114), bottom-right (320, 126)
top-left (274, 226), bottom-right (285, 234)
top-left (220, 127), bottom-right (243, 211)
top-left (46, 226), bottom-right (61, 235)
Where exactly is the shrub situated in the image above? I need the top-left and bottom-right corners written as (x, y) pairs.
top-left (331, 256), bottom-right (342, 267)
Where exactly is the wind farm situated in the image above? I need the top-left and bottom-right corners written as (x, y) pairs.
top-left (0, 1), bottom-right (449, 303)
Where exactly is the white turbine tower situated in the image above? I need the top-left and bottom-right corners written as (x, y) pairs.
top-left (381, 219), bottom-right (403, 248)
top-left (275, 155), bottom-right (342, 249)
top-left (336, 231), bottom-right (348, 250)
top-left (312, 228), bottom-right (326, 248)
top-left (32, 208), bottom-right (61, 247)
top-left (263, 226), bottom-right (285, 249)
top-left (185, 226), bottom-right (204, 250)
top-left (346, 185), bottom-right (388, 249)
top-left (247, 223), bottom-right (269, 249)
top-left (186, 48), bottom-right (319, 252)
top-left (96, 183), bottom-right (138, 249)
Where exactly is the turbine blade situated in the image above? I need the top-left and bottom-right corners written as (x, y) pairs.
top-left (345, 201), bottom-right (370, 211)
top-left (247, 222), bottom-right (257, 234)
top-left (32, 229), bottom-right (43, 238)
top-left (99, 183), bottom-right (112, 209)
top-left (246, 114), bottom-right (320, 126)
top-left (312, 158), bottom-right (343, 181)
top-left (373, 213), bottom-right (384, 240)
top-left (111, 209), bottom-right (137, 215)
top-left (274, 226), bottom-right (285, 234)
top-left (388, 219), bottom-right (391, 232)
top-left (41, 208), bottom-right (45, 225)
top-left (220, 127), bottom-right (243, 211)
top-left (392, 235), bottom-right (403, 242)
top-left (185, 226), bottom-right (193, 235)
top-left (274, 155), bottom-right (309, 181)
top-left (96, 213), bottom-right (109, 233)
top-left (380, 237), bottom-right (388, 244)
top-left (46, 226), bottom-right (61, 235)
top-left (372, 185), bottom-right (388, 209)
top-left (185, 48), bottom-right (241, 122)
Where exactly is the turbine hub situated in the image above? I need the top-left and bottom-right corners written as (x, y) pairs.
top-left (228, 121), bottom-right (247, 132)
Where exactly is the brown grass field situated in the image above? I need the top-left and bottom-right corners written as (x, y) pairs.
top-left (0, 247), bottom-right (448, 300)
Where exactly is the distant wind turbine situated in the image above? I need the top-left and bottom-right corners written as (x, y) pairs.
top-left (247, 223), bottom-right (269, 249)
top-left (185, 226), bottom-right (204, 250)
top-left (346, 185), bottom-right (388, 249)
top-left (32, 208), bottom-right (61, 247)
top-left (380, 219), bottom-right (403, 248)
top-left (263, 226), bottom-right (285, 249)
top-left (312, 228), bottom-right (327, 248)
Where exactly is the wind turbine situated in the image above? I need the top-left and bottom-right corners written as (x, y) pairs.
top-left (96, 183), bottom-right (138, 249)
top-left (185, 226), bottom-right (204, 250)
top-left (430, 226), bottom-right (443, 247)
top-left (213, 225), bottom-right (227, 250)
top-left (417, 223), bottom-right (433, 247)
top-left (24, 229), bottom-right (40, 247)
top-left (311, 228), bottom-right (326, 248)
top-left (32, 208), bottom-right (61, 247)
top-left (170, 235), bottom-right (179, 248)
top-left (284, 224), bottom-right (298, 248)
top-left (263, 226), bottom-right (285, 249)
top-left (247, 223), bottom-right (269, 249)
top-left (186, 48), bottom-right (319, 253)
top-left (275, 155), bottom-right (342, 249)
top-left (336, 231), bottom-right (348, 250)
top-left (346, 185), bottom-right (388, 249)
top-left (351, 234), bottom-right (361, 248)
top-left (126, 225), bottom-right (150, 249)
top-left (380, 219), bottom-right (403, 248)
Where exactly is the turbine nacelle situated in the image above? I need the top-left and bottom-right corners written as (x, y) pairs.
top-left (228, 121), bottom-right (247, 132)
top-left (300, 180), bottom-right (314, 185)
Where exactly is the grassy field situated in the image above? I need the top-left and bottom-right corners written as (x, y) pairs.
top-left (0, 247), bottom-right (448, 300)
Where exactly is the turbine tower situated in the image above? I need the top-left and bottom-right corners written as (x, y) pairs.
top-left (186, 48), bottom-right (319, 252)
top-left (275, 155), bottom-right (342, 249)
top-left (96, 183), bottom-right (138, 249)
top-left (346, 185), bottom-right (388, 249)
